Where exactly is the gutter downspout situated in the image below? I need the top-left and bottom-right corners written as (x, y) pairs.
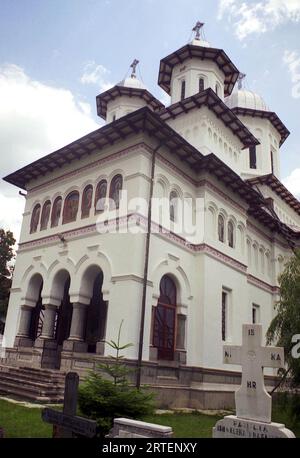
top-left (136, 141), bottom-right (163, 389)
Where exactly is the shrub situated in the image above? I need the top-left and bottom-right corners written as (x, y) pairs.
top-left (78, 321), bottom-right (155, 437)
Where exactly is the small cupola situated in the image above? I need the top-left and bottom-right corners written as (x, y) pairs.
top-left (96, 60), bottom-right (164, 123)
top-left (158, 22), bottom-right (240, 104)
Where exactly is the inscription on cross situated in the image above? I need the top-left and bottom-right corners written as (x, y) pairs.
top-left (223, 324), bottom-right (284, 423)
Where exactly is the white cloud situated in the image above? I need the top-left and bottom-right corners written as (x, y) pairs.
top-left (283, 49), bottom-right (300, 98)
top-left (0, 193), bottom-right (25, 242)
top-left (0, 63), bottom-right (99, 240)
top-left (218, 0), bottom-right (300, 40)
top-left (283, 168), bottom-right (300, 198)
top-left (80, 61), bottom-right (113, 91)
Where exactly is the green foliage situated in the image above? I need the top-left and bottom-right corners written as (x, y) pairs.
top-left (78, 321), bottom-right (155, 437)
top-left (0, 229), bottom-right (15, 318)
top-left (267, 249), bottom-right (300, 387)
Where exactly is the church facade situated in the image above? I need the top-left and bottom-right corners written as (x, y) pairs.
top-left (2, 25), bottom-right (300, 400)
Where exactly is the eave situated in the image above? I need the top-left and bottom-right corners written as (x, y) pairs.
top-left (158, 44), bottom-right (239, 97)
top-left (231, 107), bottom-right (290, 146)
top-left (159, 88), bottom-right (259, 149)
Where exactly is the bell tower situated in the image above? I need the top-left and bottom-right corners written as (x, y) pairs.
top-left (158, 22), bottom-right (239, 104)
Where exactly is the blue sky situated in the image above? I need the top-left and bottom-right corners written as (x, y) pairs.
top-left (0, 0), bottom-right (299, 237)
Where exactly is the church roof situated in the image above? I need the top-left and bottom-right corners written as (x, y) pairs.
top-left (158, 44), bottom-right (239, 97)
top-left (159, 88), bottom-right (259, 149)
top-left (230, 107), bottom-right (290, 146)
top-left (226, 89), bottom-right (269, 112)
top-left (96, 84), bottom-right (164, 119)
top-left (247, 174), bottom-right (300, 216)
top-left (3, 107), bottom-right (204, 190)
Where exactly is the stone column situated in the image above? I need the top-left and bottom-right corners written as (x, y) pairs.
top-left (69, 302), bottom-right (88, 341)
top-left (40, 304), bottom-right (58, 339)
top-left (17, 305), bottom-right (32, 337)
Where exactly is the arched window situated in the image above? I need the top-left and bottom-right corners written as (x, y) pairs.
top-left (153, 275), bottom-right (177, 360)
top-left (169, 190), bottom-right (178, 222)
top-left (215, 83), bottom-right (219, 95)
top-left (81, 185), bottom-right (93, 218)
top-left (228, 221), bottom-right (234, 248)
top-left (51, 196), bottom-right (62, 228)
top-left (40, 200), bottom-right (51, 231)
top-left (199, 78), bottom-right (205, 92)
top-left (63, 191), bottom-right (79, 224)
top-left (95, 179), bottom-right (107, 213)
top-left (30, 204), bottom-right (41, 234)
top-left (180, 80), bottom-right (186, 101)
top-left (218, 214), bottom-right (225, 242)
top-left (109, 174), bottom-right (123, 210)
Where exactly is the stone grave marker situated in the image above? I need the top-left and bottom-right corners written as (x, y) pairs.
top-left (107, 418), bottom-right (173, 438)
top-left (213, 323), bottom-right (295, 438)
top-left (42, 371), bottom-right (97, 438)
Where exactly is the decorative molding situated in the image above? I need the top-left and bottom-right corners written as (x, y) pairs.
top-left (29, 143), bottom-right (148, 194)
top-left (247, 274), bottom-right (280, 294)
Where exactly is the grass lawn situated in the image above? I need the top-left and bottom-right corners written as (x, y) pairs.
top-left (0, 398), bottom-right (299, 438)
top-left (142, 412), bottom-right (222, 438)
top-left (0, 399), bottom-right (52, 438)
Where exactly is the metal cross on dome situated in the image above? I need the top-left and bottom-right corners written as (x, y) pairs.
top-left (192, 21), bottom-right (205, 40)
top-left (130, 59), bottom-right (139, 78)
top-left (238, 72), bottom-right (246, 89)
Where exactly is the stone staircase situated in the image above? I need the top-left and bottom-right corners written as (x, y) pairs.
top-left (0, 365), bottom-right (65, 403)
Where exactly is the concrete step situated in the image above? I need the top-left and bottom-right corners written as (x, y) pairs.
top-left (0, 364), bottom-right (65, 403)
top-left (0, 373), bottom-right (63, 391)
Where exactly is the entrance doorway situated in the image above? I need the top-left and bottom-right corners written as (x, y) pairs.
top-left (85, 270), bottom-right (107, 353)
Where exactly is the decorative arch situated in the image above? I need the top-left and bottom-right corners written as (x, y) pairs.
top-left (169, 189), bottom-right (179, 222)
top-left (81, 184), bottom-right (93, 218)
top-left (227, 220), bottom-right (235, 248)
top-left (63, 191), bottom-right (79, 224)
top-left (109, 174), bottom-right (123, 210)
top-left (218, 213), bottom-right (225, 243)
top-left (30, 203), bottom-right (41, 233)
top-left (95, 179), bottom-right (107, 213)
top-left (51, 196), bottom-right (62, 228)
top-left (40, 200), bottom-right (51, 231)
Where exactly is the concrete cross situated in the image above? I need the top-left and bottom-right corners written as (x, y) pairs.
top-left (130, 59), bottom-right (139, 78)
top-left (192, 21), bottom-right (204, 40)
top-left (223, 324), bottom-right (285, 423)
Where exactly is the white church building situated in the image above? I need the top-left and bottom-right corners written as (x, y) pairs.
top-left (2, 23), bottom-right (300, 406)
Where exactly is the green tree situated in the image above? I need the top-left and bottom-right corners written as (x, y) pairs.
top-left (0, 229), bottom-right (16, 319)
top-left (267, 249), bottom-right (300, 388)
top-left (78, 321), bottom-right (155, 437)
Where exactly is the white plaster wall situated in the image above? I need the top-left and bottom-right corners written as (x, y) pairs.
top-left (106, 96), bottom-right (149, 123)
top-left (170, 58), bottom-right (225, 103)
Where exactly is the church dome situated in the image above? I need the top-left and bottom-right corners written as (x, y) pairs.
top-left (225, 89), bottom-right (269, 112)
top-left (117, 76), bottom-right (146, 90)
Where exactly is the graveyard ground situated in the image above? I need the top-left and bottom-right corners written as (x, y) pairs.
top-left (0, 398), bottom-right (299, 438)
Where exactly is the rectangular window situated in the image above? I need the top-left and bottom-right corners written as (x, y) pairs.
top-left (222, 291), bottom-right (227, 341)
top-left (249, 146), bottom-right (257, 169)
top-left (252, 304), bottom-right (260, 324)
top-left (180, 80), bottom-right (186, 101)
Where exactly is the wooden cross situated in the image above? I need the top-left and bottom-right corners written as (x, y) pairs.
top-left (42, 372), bottom-right (97, 438)
top-left (223, 324), bottom-right (284, 423)
top-left (130, 59), bottom-right (139, 78)
top-left (192, 21), bottom-right (204, 40)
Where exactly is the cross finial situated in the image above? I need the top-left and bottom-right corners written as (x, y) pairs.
top-left (192, 21), bottom-right (204, 40)
top-left (130, 59), bottom-right (139, 78)
top-left (238, 72), bottom-right (246, 89)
